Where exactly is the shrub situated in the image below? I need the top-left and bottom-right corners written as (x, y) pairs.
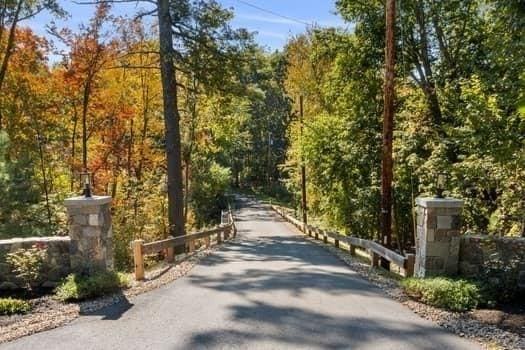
top-left (401, 277), bottom-right (481, 311)
top-left (6, 245), bottom-right (47, 290)
top-left (55, 271), bottom-right (131, 302)
top-left (0, 298), bottom-right (31, 315)
top-left (476, 256), bottom-right (523, 306)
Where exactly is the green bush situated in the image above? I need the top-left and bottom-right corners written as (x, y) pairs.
top-left (55, 271), bottom-right (131, 302)
top-left (0, 298), bottom-right (31, 315)
top-left (476, 256), bottom-right (523, 306)
top-left (401, 277), bottom-right (481, 311)
top-left (6, 245), bottom-right (47, 290)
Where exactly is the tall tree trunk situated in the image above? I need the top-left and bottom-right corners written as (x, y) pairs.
top-left (70, 106), bottom-right (78, 192)
top-left (414, 0), bottom-right (443, 126)
top-left (81, 80), bottom-right (91, 171)
top-left (184, 157), bottom-right (190, 222)
top-left (299, 95), bottom-right (307, 225)
top-left (36, 129), bottom-right (52, 226)
top-left (157, 0), bottom-right (185, 245)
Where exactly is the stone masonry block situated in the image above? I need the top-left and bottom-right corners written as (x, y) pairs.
top-left (72, 215), bottom-right (87, 225)
top-left (437, 215), bottom-right (453, 229)
top-left (426, 241), bottom-right (450, 257)
top-left (427, 229), bottom-right (435, 242)
top-left (426, 215), bottom-right (437, 229)
top-left (82, 226), bottom-right (102, 238)
top-left (451, 215), bottom-right (461, 230)
top-left (89, 214), bottom-right (100, 226)
top-left (425, 256), bottom-right (445, 271)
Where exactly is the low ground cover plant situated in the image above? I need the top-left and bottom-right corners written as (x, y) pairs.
top-left (55, 271), bottom-right (131, 302)
top-left (401, 277), bottom-right (481, 312)
top-left (0, 298), bottom-right (31, 315)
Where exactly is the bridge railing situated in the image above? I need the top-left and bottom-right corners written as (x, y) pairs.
top-left (131, 209), bottom-right (236, 281)
top-left (271, 205), bottom-right (415, 277)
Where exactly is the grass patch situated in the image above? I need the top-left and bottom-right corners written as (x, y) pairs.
top-left (55, 271), bottom-right (131, 302)
top-left (0, 298), bottom-right (31, 315)
top-left (402, 277), bottom-right (481, 312)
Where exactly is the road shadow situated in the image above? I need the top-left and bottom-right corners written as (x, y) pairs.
top-left (79, 291), bottom-right (134, 321)
top-left (181, 300), bottom-right (471, 350)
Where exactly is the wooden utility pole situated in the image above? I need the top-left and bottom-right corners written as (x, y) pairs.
top-left (381, 0), bottom-right (396, 250)
top-left (300, 95), bottom-right (308, 225)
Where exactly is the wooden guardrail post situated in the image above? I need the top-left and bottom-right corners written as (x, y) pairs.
top-left (323, 231), bottom-right (328, 244)
top-left (229, 211), bottom-right (236, 237)
top-left (370, 250), bottom-right (380, 267)
top-left (334, 237), bottom-right (340, 248)
top-left (314, 228), bottom-right (319, 240)
top-left (166, 246), bottom-right (174, 263)
top-left (349, 244), bottom-right (356, 256)
top-left (405, 253), bottom-right (415, 277)
top-left (188, 239), bottom-right (195, 253)
top-left (217, 229), bottom-right (222, 244)
top-left (132, 240), bottom-right (145, 281)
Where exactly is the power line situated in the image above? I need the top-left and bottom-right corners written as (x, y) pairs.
top-left (233, 0), bottom-right (311, 26)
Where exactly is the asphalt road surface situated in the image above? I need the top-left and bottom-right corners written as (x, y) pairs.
top-left (2, 197), bottom-right (480, 350)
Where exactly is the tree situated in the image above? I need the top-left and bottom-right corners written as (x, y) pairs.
top-left (0, 0), bottom-right (65, 129)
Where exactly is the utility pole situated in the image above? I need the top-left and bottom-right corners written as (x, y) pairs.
top-left (381, 0), bottom-right (396, 253)
top-left (300, 95), bottom-right (308, 225)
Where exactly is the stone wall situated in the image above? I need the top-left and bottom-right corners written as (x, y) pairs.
top-left (0, 195), bottom-right (114, 290)
top-left (459, 235), bottom-right (525, 288)
top-left (0, 237), bottom-right (71, 290)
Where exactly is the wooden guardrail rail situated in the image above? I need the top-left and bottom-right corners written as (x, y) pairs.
top-left (272, 205), bottom-right (415, 277)
top-left (132, 209), bottom-right (236, 281)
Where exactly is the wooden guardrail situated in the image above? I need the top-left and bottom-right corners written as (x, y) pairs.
top-left (132, 209), bottom-right (236, 281)
top-left (272, 205), bottom-right (415, 277)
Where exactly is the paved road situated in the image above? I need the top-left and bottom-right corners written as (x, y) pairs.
top-left (3, 198), bottom-right (480, 350)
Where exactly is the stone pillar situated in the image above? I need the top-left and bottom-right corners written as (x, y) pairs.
top-left (64, 196), bottom-right (113, 274)
top-left (415, 197), bottom-right (463, 277)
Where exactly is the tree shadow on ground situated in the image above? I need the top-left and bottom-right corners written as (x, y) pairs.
top-left (182, 300), bottom-right (472, 350)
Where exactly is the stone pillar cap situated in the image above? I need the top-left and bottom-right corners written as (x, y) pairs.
top-left (415, 197), bottom-right (463, 208)
top-left (64, 195), bottom-right (112, 207)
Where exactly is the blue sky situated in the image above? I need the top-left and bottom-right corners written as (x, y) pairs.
top-left (27, 0), bottom-right (348, 51)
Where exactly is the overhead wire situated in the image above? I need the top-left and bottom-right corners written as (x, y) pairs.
top-left (233, 0), bottom-right (311, 26)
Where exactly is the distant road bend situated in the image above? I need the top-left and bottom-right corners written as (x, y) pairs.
top-left (3, 197), bottom-right (480, 350)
